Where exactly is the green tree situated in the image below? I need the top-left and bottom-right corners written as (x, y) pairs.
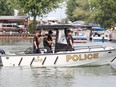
top-left (66, 0), bottom-right (77, 21)
top-left (73, 0), bottom-right (90, 20)
top-left (0, 0), bottom-right (14, 15)
top-left (8, 0), bottom-right (63, 31)
top-left (90, 0), bottom-right (116, 28)
top-left (66, 0), bottom-right (90, 22)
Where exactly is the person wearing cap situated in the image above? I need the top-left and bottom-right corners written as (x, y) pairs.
top-left (67, 30), bottom-right (74, 51)
top-left (33, 31), bottom-right (41, 53)
top-left (43, 33), bottom-right (52, 53)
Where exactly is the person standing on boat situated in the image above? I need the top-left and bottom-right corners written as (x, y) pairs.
top-left (33, 31), bottom-right (41, 53)
top-left (43, 33), bottom-right (52, 53)
top-left (67, 30), bottom-right (74, 51)
top-left (47, 30), bottom-right (53, 52)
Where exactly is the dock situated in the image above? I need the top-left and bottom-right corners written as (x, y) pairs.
top-left (0, 33), bottom-right (34, 39)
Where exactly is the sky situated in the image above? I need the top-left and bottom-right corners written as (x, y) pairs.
top-left (45, 6), bottom-right (67, 20)
top-left (43, 1), bottom-right (67, 20)
top-left (14, 3), bottom-right (67, 21)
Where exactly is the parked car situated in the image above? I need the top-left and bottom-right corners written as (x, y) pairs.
top-left (0, 23), bottom-right (25, 33)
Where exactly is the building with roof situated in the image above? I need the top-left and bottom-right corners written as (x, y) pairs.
top-left (41, 17), bottom-right (59, 25)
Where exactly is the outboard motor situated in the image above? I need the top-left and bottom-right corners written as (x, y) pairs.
top-left (0, 49), bottom-right (5, 55)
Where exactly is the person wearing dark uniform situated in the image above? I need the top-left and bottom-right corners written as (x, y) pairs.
top-left (67, 30), bottom-right (74, 51)
top-left (43, 34), bottom-right (52, 53)
top-left (33, 31), bottom-right (41, 53)
top-left (47, 30), bottom-right (53, 51)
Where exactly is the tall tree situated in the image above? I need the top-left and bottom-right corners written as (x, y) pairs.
top-left (0, 0), bottom-right (14, 15)
top-left (73, 0), bottom-right (90, 20)
top-left (66, 0), bottom-right (90, 22)
top-left (90, 0), bottom-right (116, 28)
top-left (8, 0), bottom-right (63, 31)
top-left (66, 0), bottom-right (77, 21)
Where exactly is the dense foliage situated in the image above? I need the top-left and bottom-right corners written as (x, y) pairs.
top-left (0, 0), bottom-right (14, 15)
top-left (66, 0), bottom-right (116, 28)
top-left (66, 0), bottom-right (90, 22)
top-left (8, 0), bottom-right (63, 31)
top-left (66, 0), bottom-right (77, 21)
top-left (90, 0), bottom-right (116, 28)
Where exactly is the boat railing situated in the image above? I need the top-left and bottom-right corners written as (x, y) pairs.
top-left (54, 45), bottom-right (106, 53)
top-left (15, 45), bottom-right (113, 55)
top-left (74, 45), bottom-right (105, 51)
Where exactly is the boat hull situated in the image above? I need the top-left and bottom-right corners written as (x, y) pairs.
top-left (92, 37), bottom-right (109, 42)
top-left (74, 40), bottom-right (87, 43)
top-left (0, 47), bottom-right (116, 67)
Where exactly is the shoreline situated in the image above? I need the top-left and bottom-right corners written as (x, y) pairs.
top-left (0, 33), bottom-right (34, 39)
top-left (0, 29), bottom-right (115, 41)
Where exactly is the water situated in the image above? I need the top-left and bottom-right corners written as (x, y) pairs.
top-left (0, 66), bottom-right (116, 87)
top-left (0, 39), bottom-right (116, 87)
top-left (0, 39), bottom-right (32, 54)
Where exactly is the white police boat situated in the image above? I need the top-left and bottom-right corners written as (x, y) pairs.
top-left (0, 25), bottom-right (116, 67)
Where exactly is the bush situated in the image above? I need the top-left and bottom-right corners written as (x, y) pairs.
top-left (28, 21), bottom-right (35, 33)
